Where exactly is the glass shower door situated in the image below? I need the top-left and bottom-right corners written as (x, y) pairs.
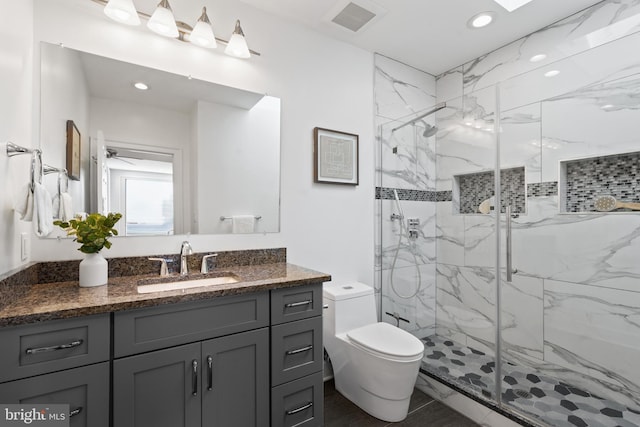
top-left (497, 35), bottom-right (640, 426)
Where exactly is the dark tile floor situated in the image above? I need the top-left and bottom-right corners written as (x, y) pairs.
top-left (324, 379), bottom-right (480, 427)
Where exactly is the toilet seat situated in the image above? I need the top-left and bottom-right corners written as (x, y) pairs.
top-left (346, 322), bottom-right (424, 361)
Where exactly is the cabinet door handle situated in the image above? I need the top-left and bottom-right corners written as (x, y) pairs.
top-left (192, 360), bottom-right (198, 396)
top-left (207, 356), bottom-right (213, 391)
top-left (285, 300), bottom-right (312, 308)
top-left (25, 339), bottom-right (83, 355)
top-left (286, 345), bottom-right (313, 355)
top-left (69, 407), bottom-right (83, 418)
top-left (286, 402), bottom-right (313, 415)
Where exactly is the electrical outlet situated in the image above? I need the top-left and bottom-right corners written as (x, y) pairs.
top-left (20, 233), bottom-right (29, 261)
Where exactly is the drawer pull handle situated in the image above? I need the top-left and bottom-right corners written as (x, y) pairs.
top-left (286, 345), bottom-right (313, 355)
top-left (192, 360), bottom-right (198, 396)
top-left (286, 402), bottom-right (313, 415)
top-left (69, 407), bottom-right (83, 418)
top-left (207, 356), bottom-right (213, 391)
top-left (285, 300), bottom-right (312, 308)
top-left (25, 339), bottom-right (83, 355)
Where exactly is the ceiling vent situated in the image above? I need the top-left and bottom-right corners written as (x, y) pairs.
top-left (331, 2), bottom-right (377, 32)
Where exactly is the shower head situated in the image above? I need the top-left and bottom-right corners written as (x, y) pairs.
top-left (421, 123), bottom-right (438, 138)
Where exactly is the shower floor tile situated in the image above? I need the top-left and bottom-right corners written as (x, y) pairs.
top-left (421, 335), bottom-right (640, 427)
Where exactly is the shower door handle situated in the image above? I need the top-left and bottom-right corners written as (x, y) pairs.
top-left (506, 205), bottom-right (515, 282)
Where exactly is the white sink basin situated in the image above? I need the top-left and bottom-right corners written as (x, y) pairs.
top-left (137, 275), bottom-right (239, 294)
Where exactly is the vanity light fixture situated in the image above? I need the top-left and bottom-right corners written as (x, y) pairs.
top-left (93, 0), bottom-right (260, 57)
top-left (544, 69), bottom-right (560, 78)
top-left (224, 20), bottom-right (250, 59)
top-left (103, 0), bottom-right (140, 25)
top-left (467, 12), bottom-right (495, 29)
top-left (147, 0), bottom-right (179, 38)
top-left (189, 7), bottom-right (217, 49)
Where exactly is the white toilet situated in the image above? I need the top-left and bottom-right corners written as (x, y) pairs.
top-left (323, 282), bottom-right (425, 422)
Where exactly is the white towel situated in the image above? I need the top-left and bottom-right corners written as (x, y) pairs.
top-left (32, 182), bottom-right (54, 237)
top-left (232, 215), bottom-right (256, 233)
top-left (53, 192), bottom-right (74, 222)
top-left (15, 183), bottom-right (34, 221)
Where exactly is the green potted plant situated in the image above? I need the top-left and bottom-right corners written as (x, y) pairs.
top-left (54, 212), bottom-right (122, 287)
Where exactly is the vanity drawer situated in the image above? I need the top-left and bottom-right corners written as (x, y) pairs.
top-left (0, 362), bottom-right (110, 427)
top-left (114, 291), bottom-right (269, 357)
top-left (271, 316), bottom-right (322, 386)
top-left (271, 371), bottom-right (323, 427)
top-left (0, 314), bottom-right (110, 382)
top-left (270, 283), bottom-right (322, 325)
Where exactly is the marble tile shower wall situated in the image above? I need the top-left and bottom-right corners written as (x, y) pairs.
top-left (434, 0), bottom-right (640, 412)
top-left (374, 54), bottom-right (438, 338)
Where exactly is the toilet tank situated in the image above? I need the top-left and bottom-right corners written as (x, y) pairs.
top-left (323, 282), bottom-right (377, 335)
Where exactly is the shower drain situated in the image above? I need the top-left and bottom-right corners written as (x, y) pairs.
top-left (513, 389), bottom-right (533, 399)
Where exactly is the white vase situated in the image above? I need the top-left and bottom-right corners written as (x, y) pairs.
top-left (79, 252), bottom-right (108, 287)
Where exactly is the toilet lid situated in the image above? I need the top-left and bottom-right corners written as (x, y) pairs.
top-left (347, 322), bottom-right (424, 358)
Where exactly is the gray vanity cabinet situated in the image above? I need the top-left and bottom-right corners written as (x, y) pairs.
top-left (201, 329), bottom-right (269, 427)
top-left (113, 343), bottom-right (202, 427)
top-left (0, 362), bottom-right (110, 427)
top-left (113, 292), bottom-right (270, 427)
top-left (0, 314), bottom-right (111, 427)
top-left (270, 284), bottom-right (324, 427)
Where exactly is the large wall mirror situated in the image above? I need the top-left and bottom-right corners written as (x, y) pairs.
top-left (39, 42), bottom-right (281, 237)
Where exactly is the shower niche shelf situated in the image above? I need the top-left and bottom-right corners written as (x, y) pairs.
top-left (454, 167), bottom-right (525, 215)
top-left (560, 151), bottom-right (640, 213)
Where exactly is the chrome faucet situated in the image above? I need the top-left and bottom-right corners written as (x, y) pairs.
top-left (180, 241), bottom-right (194, 276)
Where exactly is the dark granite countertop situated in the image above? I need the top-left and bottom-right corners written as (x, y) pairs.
top-left (0, 262), bottom-right (331, 327)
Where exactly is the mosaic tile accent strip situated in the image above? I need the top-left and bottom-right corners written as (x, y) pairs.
top-left (528, 181), bottom-right (558, 197)
top-left (421, 335), bottom-right (640, 427)
top-left (564, 152), bottom-right (640, 213)
top-left (456, 167), bottom-right (525, 214)
top-left (376, 187), bottom-right (452, 202)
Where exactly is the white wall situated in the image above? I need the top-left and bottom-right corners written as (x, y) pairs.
top-left (27, 0), bottom-right (375, 286)
top-left (0, 0), bottom-right (34, 275)
top-left (195, 98), bottom-right (280, 234)
top-left (40, 45), bottom-right (90, 215)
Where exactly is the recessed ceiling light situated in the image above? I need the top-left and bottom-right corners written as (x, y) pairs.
top-left (492, 0), bottom-right (534, 12)
top-left (134, 82), bottom-right (149, 90)
top-left (544, 70), bottom-right (560, 78)
top-left (601, 104), bottom-right (615, 110)
top-left (468, 12), bottom-right (495, 29)
top-left (529, 53), bottom-right (547, 63)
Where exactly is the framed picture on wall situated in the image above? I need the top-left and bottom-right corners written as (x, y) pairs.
top-left (66, 120), bottom-right (81, 181)
top-left (313, 127), bottom-right (359, 185)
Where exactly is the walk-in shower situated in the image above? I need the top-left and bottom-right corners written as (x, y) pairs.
top-left (376, 27), bottom-right (640, 425)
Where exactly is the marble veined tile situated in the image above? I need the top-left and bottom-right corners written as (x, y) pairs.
top-left (436, 201), bottom-right (465, 267)
top-left (510, 201), bottom-right (640, 291)
top-left (436, 264), bottom-right (496, 347)
top-left (378, 117), bottom-right (437, 191)
top-left (541, 71), bottom-right (640, 182)
top-left (437, 66), bottom-right (463, 103)
top-left (463, 0), bottom-right (640, 93)
top-left (499, 103), bottom-right (542, 185)
top-left (544, 278), bottom-right (640, 409)
top-left (500, 274), bottom-right (544, 361)
top-left (380, 199), bottom-right (436, 270)
top-left (381, 263), bottom-right (436, 337)
top-left (374, 54), bottom-right (436, 120)
top-left (498, 30), bottom-right (640, 114)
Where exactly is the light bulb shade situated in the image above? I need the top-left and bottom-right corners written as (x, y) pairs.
top-left (224, 20), bottom-right (250, 58)
top-left (190, 7), bottom-right (217, 48)
top-left (147, 0), bottom-right (178, 38)
top-left (104, 0), bottom-right (140, 26)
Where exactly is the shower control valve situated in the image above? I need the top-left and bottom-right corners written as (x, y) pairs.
top-left (407, 218), bottom-right (420, 239)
